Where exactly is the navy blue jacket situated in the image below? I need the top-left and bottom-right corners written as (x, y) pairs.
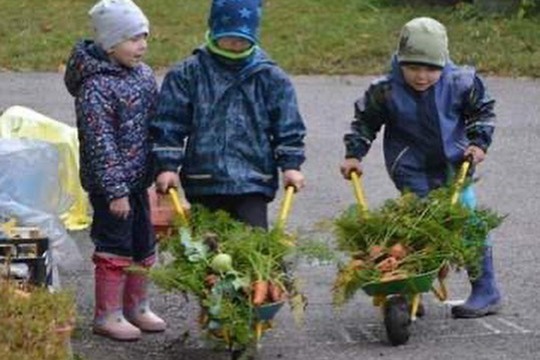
top-left (64, 40), bottom-right (158, 200)
top-left (150, 47), bottom-right (306, 199)
top-left (345, 57), bottom-right (495, 196)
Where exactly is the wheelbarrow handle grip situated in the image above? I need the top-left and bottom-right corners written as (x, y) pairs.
top-left (350, 171), bottom-right (369, 217)
top-left (168, 188), bottom-right (189, 227)
top-left (450, 158), bottom-right (473, 206)
top-left (277, 186), bottom-right (295, 230)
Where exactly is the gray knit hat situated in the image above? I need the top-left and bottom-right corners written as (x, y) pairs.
top-left (89, 0), bottom-right (149, 51)
top-left (397, 17), bottom-right (449, 68)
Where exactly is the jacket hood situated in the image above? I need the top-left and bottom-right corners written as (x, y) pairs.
top-left (64, 40), bottom-right (124, 96)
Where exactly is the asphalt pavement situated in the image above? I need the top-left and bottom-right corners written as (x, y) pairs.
top-left (1, 73), bottom-right (539, 360)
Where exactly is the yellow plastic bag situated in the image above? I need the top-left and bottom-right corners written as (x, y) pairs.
top-left (0, 106), bottom-right (91, 230)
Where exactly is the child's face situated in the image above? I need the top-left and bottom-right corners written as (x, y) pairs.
top-left (216, 37), bottom-right (252, 53)
top-left (108, 33), bottom-right (148, 68)
top-left (401, 64), bottom-right (443, 92)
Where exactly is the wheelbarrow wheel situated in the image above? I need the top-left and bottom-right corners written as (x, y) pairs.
top-left (230, 343), bottom-right (258, 360)
top-left (384, 296), bottom-right (411, 346)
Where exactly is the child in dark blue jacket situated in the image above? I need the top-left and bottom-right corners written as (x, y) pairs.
top-left (340, 17), bottom-right (501, 318)
top-left (64, 0), bottom-right (165, 341)
top-left (151, 0), bottom-right (306, 229)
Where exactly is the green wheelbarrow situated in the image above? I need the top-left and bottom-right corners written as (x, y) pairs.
top-left (361, 263), bottom-right (449, 346)
top-left (348, 160), bottom-right (471, 346)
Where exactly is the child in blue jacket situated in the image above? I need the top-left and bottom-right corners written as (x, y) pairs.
top-left (64, 0), bottom-right (165, 341)
top-left (151, 0), bottom-right (306, 229)
top-left (340, 17), bottom-right (501, 318)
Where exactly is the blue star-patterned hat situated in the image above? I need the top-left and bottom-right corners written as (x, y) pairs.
top-left (208, 0), bottom-right (262, 44)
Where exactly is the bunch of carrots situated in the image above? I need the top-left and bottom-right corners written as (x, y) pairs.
top-left (151, 205), bottom-right (304, 347)
top-left (202, 245), bottom-right (288, 307)
top-left (251, 279), bottom-right (287, 306)
top-left (332, 187), bottom-right (503, 306)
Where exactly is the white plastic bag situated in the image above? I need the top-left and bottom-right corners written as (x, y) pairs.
top-left (0, 139), bottom-right (82, 287)
top-left (0, 106), bottom-right (91, 229)
top-left (0, 139), bottom-right (70, 214)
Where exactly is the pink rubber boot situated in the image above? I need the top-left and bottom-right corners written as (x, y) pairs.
top-left (93, 253), bottom-right (142, 341)
top-left (124, 254), bottom-right (166, 332)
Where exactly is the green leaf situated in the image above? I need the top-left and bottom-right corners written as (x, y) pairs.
top-left (180, 228), bottom-right (209, 262)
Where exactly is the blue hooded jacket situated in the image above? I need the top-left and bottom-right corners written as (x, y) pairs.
top-left (344, 56), bottom-right (495, 196)
top-left (64, 40), bottom-right (158, 200)
top-left (150, 47), bottom-right (306, 199)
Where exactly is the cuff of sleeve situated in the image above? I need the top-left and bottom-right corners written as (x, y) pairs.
top-left (470, 140), bottom-right (489, 153)
top-left (279, 157), bottom-right (303, 171)
top-left (157, 164), bottom-right (180, 173)
top-left (106, 184), bottom-right (130, 201)
top-left (152, 149), bottom-right (183, 174)
top-left (154, 157), bottom-right (181, 174)
top-left (345, 147), bottom-right (367, 160)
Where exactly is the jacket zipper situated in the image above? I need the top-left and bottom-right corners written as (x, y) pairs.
top-left (390, 146), bottom-right (410, 177)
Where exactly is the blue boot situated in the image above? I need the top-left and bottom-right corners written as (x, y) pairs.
top-left (451, 247), bottom-right (502, 318)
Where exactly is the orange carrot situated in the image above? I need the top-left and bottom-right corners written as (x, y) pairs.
top-left (376, 257), bottom-right (398, 272)
top-left (205, 274), bottom-right (218, 288)
top-left (380, 270), bottom-right (408, 283)
top-left (389, 243), bottom-right (408, 261)
top-left (268, 281), bottom-right (286, 302)
top-left (348, 259), bottom-right (365, 270)
top-left (369, 245), bottom-right (385, 261)
top-left (252, 280), bottom-right (269, 305)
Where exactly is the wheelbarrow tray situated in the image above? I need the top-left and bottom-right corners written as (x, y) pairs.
top-left (203, 300), bottom-right (286, 331)
top-left (253, 301), bottom-right (286, 321)
top-left (362, 267), bottom-right (440, 297)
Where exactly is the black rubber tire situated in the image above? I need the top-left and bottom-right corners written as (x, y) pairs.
top-left (230, 344), bottom-right (258, 360)
top-left (230, 349), bottom-right (244, 360)
top-left (384, 296), bottom-right (411, 346)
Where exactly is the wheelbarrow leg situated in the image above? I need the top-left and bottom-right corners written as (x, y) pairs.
top-left (255, 321), bottom-right (264, 342)
top-left (373, 294), bottom-right (386, 307)
top-left (410, 294), bottom-right (421, 321)
top-left (431, 277), bottom-right (448, 302)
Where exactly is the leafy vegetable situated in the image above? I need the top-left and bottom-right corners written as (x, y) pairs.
top-left (210, 253), bottom-right (234, 273)
top-left (332, 186), bottom-right (504, 306)
top-left (151, 205), bottom-right (316, 348)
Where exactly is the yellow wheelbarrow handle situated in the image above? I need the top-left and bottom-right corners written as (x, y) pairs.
top-left (277, 186), bottom-right (295, 230)
top-left (450, 159), bottom-right (472, 206)
top-left (350, 158), bottom-right (471, 212)
top-left (168, 188), bottom-right (189, 227)
top-left (168, 185), bottom-right (296, 231)
top-left (350, 171), bottom-right (369, 217)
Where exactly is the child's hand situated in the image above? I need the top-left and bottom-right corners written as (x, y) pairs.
top-left (110, 197), bottom-right (130, 219)
top-left (156, 171), bottom-right (180, 193)
top-left (283, 169), bottom-right (305, 192)
top-left (340, 158), bottom-right (362, 179)
top-left (464, 145), bottom-right (486, 165)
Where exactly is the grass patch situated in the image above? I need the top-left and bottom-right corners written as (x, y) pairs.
top-left (1, 0), bottom-right (539, 76)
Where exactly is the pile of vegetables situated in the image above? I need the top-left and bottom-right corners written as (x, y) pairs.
top-left (332, 186), bottom-right (504, 306)
top-left (151, 206), bottom-right (307, 348)
top-left (0, 280), bottom-right (76, 360)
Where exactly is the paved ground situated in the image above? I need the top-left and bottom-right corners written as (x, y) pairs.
top-left (1, 73), bottom-right (540, 359)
